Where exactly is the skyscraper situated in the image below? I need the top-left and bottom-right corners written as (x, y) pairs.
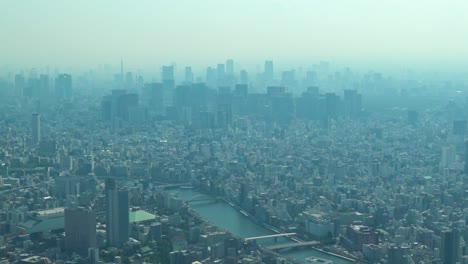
top-left (162, 66), bottom-right (175, 108)
top-left (264, 60), bottom-right (274, 84)
top-left (344, 90), bottom-right (362, 119)
top-left (15, 74), bottom-right (25, 97)
top-left (55, 73), bottom-right (72, 99)
top-left (162, 65), bottom-right (174, 82)
top-left (226, 59), bottom-right (234, 76)
top-left (184, 66), bottom-right (193, 84)
top-left (105, 178), bottom-right (129, 247)
top-left (64, 207), bottom-right (96, 256)
top-left (465, 141), bottom-right (468, 174)
top-left (388, 246), bottom-right (403, 264)
top-left (217, 63), bottom-right (225, 86)
top-left (31, 113), bottom-right (40, 145)
top-left (441, 228), bottom-right (460, 264)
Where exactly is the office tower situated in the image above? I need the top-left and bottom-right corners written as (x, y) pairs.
top-left (120, 59), bottom-right (124, 87)
top-left (184, 66), bottom-right (193, 84)
top-left (101, 90), bottom-right (139, 122)
top-left (234, 84), bottom-right (248, 97)
top-left (325, 93), bottom-right (340, 118)
top-left (105, 178), bottom-right (129, 247)
top-left (162, 66), bottom-right (175, 107)
top-left (264, 60), bottom-right (274, 84)
top-left (344, 90), bottom-right (362, 119)
top-left (206, 67), bottom-right (216, 88)
top-left (31, 113), bottom-right (40, 145)
top-left (304, 70), bottom-right (317, 86)
top-left (162, 65), bottom-right (174, 81)
top-left (453, 120), bottom-right (467, 135)
top-left (226, 59), bottom-right (234, 76)
top-left (55, 73), bottom-right (72, 99)
top-left (125, 72), bottom-right (133, 89)
top-left (217, 64), bottom-right (225, 85)
top-left (88, 248), bottom-right (99, 264)
top-left (142, 83), bottom-right (164, 115)
top-left (271, 93), bottom-right (294, 124)
top-left (39, 74), bottom-right (50, 103)
top-left (239, 70), bottom-right (248, 85)
top-left (64, 207), bottom-right (96, 256)
top-left (441, 228), bottom-right (460, 264)
top-left (15, 74), bottom-right (25, 97)
top-left (388, 246), bottom-right (403, 264)
top-left (24, 77), bottom-right (39, 98)
top-left (281, 70), bottom-right (297, 88)
top-left (465, 141), bottom-right (468, 174)
top-left (441, 146), bottom-right (455, 169)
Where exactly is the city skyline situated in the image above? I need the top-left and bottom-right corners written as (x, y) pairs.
top-left (2, 1), bottom-right (468, 263)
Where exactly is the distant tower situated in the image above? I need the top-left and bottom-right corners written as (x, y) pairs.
top-left (464, 141), bottom-right (468, 174)
top-left (226, 59), bottom-right (234, 76)
top-left (184, 66), bottom-right (193, 84)
top-left (217, 64), bottom-right (225, 82)
top-left (120, 59), bottom-right (124, 89)
top-left (65, 207), bottom-right (96, 256)
top-left (264, 60), bottom-right (274, 84)
top-left (31, 113), bottom-right (41, 145)
top-left (55, 73), bottom-right (72, 99)
top-left (162, 65), bottom-right (175, 82)
top-left (105, 178), bottom-right (129, 247)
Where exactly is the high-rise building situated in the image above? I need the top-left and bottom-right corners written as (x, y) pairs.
top-left (15, 74), bottom-right (25, 97)
top-left (55, 73), bottom-right (72, 99)
top-left (239, 70), bottom-right (248, 85)
top-left (105, 178), bottom-right (129, 247)
top-left (264, 60), bottom-right (274, 84)
top-left (101, 90), bottom-right (139, 122)
top-left (206, 67), bottom-right (216, 88)
top-left (162, 66), bottom-right (175, 81)
top-left (217, 64), bottom-right (225, 85)
top-left (31, 113), bottom-right (40, 145)
top-left (344, 90), bottom-right (362, 119)
top-left (465, 141), bottom-right (468, 174)
top-left (64, 207), bottom-right (96, 256)
top-left (162, 66), bottom-right (175, 107)
top-left (184, 67), bottom-right (193, 84)
top-left (39, 74), bottom-right (50, 103)
top-left (388, 246), bottom-right (403, 264)
top-left (441, 228), bottom-right (460, 264)
top-left (226, 59), bottom-right (234, 76)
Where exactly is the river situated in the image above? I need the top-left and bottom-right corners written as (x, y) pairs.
top-left (170, 188), bottom-right (354, 264)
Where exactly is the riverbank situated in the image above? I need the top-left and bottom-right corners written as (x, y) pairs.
top-left (171, 187), bottom-right (356, 264)
top-left (223, 195), bottom-right (357, 263)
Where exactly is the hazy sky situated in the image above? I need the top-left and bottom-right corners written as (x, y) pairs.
top-left (1, 0), bottom-right (468, 68)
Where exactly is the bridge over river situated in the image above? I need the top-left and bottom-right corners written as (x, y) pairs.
top-left (172, 188), bottom-right (355, 264)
